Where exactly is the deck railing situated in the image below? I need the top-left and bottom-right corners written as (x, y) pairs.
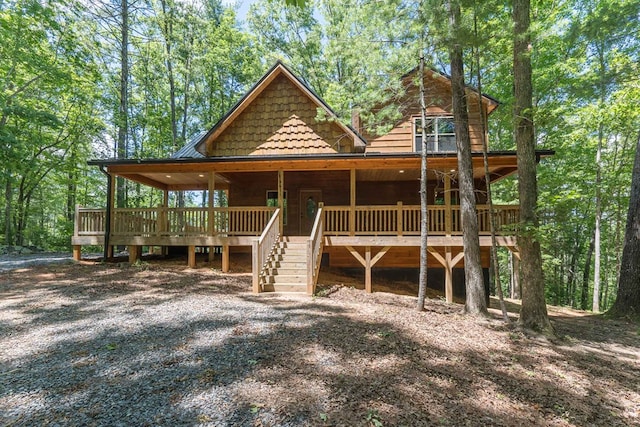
top-left (252, 208), bottom-right (281, 293)
top-left (307, 206), bottom-right (324, 295)
top-left (74, 204), bottom-right (518, 238)
top-left (74, 206), bottom-right (277, 238)
top-left (74, 206), bottom-right (106, 236)
top-left (323, 204), bottom-right (519, 236)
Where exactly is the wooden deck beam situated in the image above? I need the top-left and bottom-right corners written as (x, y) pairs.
top-left (345, 245), bottom-right (391, 293)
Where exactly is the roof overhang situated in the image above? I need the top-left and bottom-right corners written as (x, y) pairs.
top-left (89, 150), bottom-right (553, 191)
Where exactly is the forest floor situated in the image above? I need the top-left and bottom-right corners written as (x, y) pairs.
top-left (1, 254), bottom-right (639, 426)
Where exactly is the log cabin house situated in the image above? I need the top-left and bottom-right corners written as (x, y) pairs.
top-left (72, 61), bottom-right (552, 301)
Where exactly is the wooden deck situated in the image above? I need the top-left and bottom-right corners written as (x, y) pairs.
top-left (72, 203), bottom-right (519, 300)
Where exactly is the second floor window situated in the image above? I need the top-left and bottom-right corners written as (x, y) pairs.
top-left (414, 116), bottom-right (457, 152)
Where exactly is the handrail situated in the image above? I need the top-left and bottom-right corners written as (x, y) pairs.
top-left (307, 206), bottom-right (324, 295)
top-left (323, 204), bottom-right (519, 236)
top-left (252, 208), bottom-right (281, 293)
top-left (74, 206), bottom-right (278, 238)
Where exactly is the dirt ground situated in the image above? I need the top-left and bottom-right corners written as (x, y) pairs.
top-left (1, 254), bottom-right (639, 426)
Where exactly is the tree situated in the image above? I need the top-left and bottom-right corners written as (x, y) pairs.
top-left (513, 0), bottom-right (553, 333)
top-left (416, 49), bottom-right (429, 311)
top-left (448, 0), bottom-right (487, 316)
top-left (608, 133), bottom-right (640, 318)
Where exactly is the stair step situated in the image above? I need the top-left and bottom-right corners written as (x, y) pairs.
top-left (264, 267), bottom-right (307, 276)
top-left (271, 255), bottom-right (307, 262)
top-left (262, 283), bottom-right (307, 293)
top-left (281, 236), bottom-right (308, 243)
top-left (263, 274), bottom-right (307, 284)
top-left (268, 261), bottom-right (307, 269)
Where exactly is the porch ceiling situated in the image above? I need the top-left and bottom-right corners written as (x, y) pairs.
top-left (98, 151), bottom-right (548, 190)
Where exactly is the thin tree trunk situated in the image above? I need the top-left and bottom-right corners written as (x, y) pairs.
top-left (449, 0), bottom-right (486, 316)
top-left (474, 10), bottom-right (508, 321)
top-left (416, 49), bottom-right (429, 311)
top-left (513, 0), bottom-right (553, 333)
top-left (4, 179), bottom-right (12, 245)
top-left (510, 252), bottom-right (521, 299)
top-left (609, 133), bottom-right (640, 318)
top-left (582, 232), bottom-right (594, 310)
top-left (593, 121), bottom-right (603, 312)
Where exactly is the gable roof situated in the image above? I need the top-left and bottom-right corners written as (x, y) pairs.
top-left (194, 61), bottom-right (366, 156)
top-left (402, 66), bottom-right (500, 114)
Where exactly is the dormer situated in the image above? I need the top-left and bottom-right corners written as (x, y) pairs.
top-left (362, 68), bottom-right (499, 154)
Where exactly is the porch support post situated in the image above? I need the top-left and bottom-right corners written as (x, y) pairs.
top-left (208, 172), bottom-right (215, 262)
top-left (73, 245), bottom-right (81, 261)
top-left (162, 189), bottom-right (169, 256)
top-left (188, 245), bottom-right (196, 268)
top-left (107, 173), bottom-right (116, 259)
top-left (350, 168), bottom-right (356, 236)
top-left (278, 170), bottom-right (284, 233)
top-left (397, 201), bottom-right (403, 236)
top-left (222, 244), bottom-right (229, 273)
top-left (445, 173), bottom-right (452, 236)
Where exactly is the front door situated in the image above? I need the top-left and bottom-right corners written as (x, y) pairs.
top-left (299, 189), bottom-right (322, 235)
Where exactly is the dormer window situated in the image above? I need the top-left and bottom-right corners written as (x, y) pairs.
top-left (414, 116), bottom-right (457, 152)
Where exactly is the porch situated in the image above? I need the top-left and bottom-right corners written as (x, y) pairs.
top-left (72, 202), bottom-right (519, 301)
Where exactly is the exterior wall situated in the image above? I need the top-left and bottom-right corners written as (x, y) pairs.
top-left (206, 74), bottom-right (354, 156)
top-left (227, 171), bottom-right (460, 236)
top-left (363, 75), bottom-right (488, 154)
top-left (228, 170), bottom-right (351, 236)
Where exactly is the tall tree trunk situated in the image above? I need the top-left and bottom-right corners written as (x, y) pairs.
top-left (449, 0), bottom-right (486, 316)
top-left (116, 0), bottom-right (129, 211)
top-left (416, 49), bottom-right (429, 311)
top-left (609, 133), bottom-right (640, 318)
top-left (513, 0), bottom-right (553, 333)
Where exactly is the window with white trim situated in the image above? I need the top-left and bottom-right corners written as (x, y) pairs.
top-left (414, 116), bottom-right (457, 152)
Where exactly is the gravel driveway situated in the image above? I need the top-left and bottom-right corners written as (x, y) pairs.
top-left (2, 262), bottom-right (639, 426)
top-left (1, 264), bottom-right (320, 426)
top-left (0, 253), bottom-right (74, 272)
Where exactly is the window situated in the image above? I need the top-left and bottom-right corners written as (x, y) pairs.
top-left (266, 190), bottom-right (287, 225)
top-left (414, 116), bottom-right (457, 152)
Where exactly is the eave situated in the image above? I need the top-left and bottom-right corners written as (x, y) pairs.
top-left (89, 150), bottom-right (553, 191)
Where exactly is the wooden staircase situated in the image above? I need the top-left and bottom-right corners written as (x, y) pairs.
top-left (261, 236), bottom-right (308, 293)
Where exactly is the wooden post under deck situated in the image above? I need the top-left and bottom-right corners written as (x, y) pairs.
top-left (222, 244), bottom-right (229, 273)
top-left (428, 247), bottom-right (464, 303)
top-left (345, 245), bottom-right (391, 294)
top-left (128, 245), bottom-right (141, 263)
top-left (73, 245), bottom-right (81, 261)
top-left (188, 245), bottom-right (196, 268)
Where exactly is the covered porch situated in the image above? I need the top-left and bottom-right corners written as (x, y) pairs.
top-left (73, 153), bottom-right (524, 300)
